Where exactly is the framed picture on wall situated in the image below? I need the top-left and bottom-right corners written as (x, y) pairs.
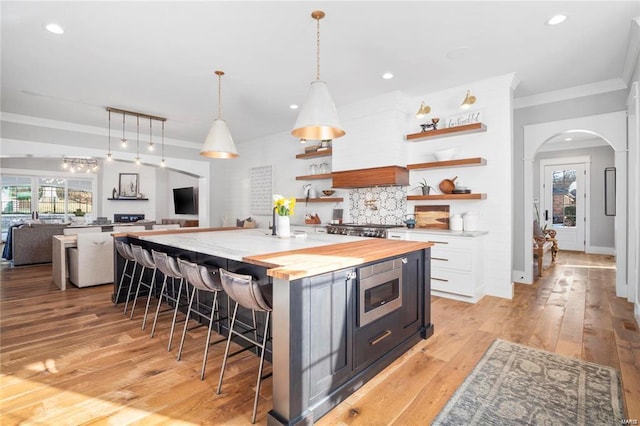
top-left (119, 173), bottom-right (139, 198)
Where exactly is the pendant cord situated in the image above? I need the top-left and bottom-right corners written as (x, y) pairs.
top-left (161, 121), bottom-right (165, 160)
top-left (217, 73), bottom-right (222, 119)
top-left (108, 110), bottom-right (111, 154)
top-left (136, 116), bottom-right (140, 159)
top-left (316, 16), bottom-right (321, 81)
top-left (149, 118), bottom-right (153, 147)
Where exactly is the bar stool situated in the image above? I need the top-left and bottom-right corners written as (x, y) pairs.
top-left (217, 268), bottom-right (272, 424)
top-left (176, 259), bottom-right (226, 380)
top-left (129, 244), bottom-right (158, 330)
top-left (114, 240), bottom-right (138, 314)
top-left (150, 250), bottom-right (187, 351)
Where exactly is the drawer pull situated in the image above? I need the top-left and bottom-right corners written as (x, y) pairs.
top-left (369, 330), bottom-right (392, 346)
top-left (432, 277), bottom-right (449, 282)
top-left (429, 240), bottom-right (449, 245)
top-left (390, 235), bottom-right (402, 239)
top-left (432, 257), bottom-right (448, 261)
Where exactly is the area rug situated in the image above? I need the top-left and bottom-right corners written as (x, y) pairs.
top-left (433, 339), bottom-right (625, 425)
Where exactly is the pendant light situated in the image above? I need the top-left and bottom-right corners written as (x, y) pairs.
top-left (200, 70), bottom-right (239, 158)
top-left (160, 121), bottom-right (166, 167)
top-left (291, 10), bottom-right (345, 141)
top-left (107, 110), bottom-right (113, 161)
top-left (148, 118), bottom-right (154, 151)
top-left (135, 116), bottom-right (141, 165)
top-left (121, 113), bottom-right (128, 147)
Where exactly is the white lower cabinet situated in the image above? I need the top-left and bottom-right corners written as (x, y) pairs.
top-left (387, 230), bottom-right (486, 303)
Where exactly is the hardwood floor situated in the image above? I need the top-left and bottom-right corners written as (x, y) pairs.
top-left (1, 252), bottom-right (638, 425)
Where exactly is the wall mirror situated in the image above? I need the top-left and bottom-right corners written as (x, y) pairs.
top-left (604, 167), bottom-right (616, 216)
top-left (119, 173), bottom-right (139, 198)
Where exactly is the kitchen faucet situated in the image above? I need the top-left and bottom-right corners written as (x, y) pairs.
top-left (272, 207), bottom-right (277, 236)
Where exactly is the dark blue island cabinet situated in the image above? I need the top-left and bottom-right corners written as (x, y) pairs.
top-left (269, 249), bottom-right (432, 425)
top-left (112, 231), bottom-right (432, 425)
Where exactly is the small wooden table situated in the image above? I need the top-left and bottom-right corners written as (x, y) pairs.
top-left (52, 235), bottom-right (78, 290)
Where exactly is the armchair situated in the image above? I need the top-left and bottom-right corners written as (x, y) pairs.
top-left (68, 232), bottom-right (114, 287)
top-left (533, 220), bottom-right (558, 277)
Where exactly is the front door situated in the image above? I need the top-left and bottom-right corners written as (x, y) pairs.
top-left (542, 162), bottom-right (587, 251)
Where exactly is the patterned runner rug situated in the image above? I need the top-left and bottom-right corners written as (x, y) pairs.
top-left (433, 339), bottom-right (625, 425)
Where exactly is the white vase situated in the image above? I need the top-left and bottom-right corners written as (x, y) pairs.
top-left (276, 215), bottom-right (291, 238)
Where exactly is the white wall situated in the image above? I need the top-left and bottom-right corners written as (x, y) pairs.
top-left (101, 161), bottom-right (156, 222)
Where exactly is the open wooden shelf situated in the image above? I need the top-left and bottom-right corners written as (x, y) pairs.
top-left (107, 198), bottom-right (149, 201)
top-left (407, 157), bottom-right (487, 170)
top-left (296, 149), bottom-right (332, 159)
top-left (295, 197), bottom-right (343, 203)
top-left (407, 193), bottom-right (487, 201)
top-left (296, 173), bottom-right (332, 180)
top-left (406, 122), bottom-right (487, 141)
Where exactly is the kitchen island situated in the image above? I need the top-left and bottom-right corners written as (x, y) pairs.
top-left (116, 228), bottom-right (433, 425)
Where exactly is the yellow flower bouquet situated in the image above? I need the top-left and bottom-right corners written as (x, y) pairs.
top-left (273, 195), bottom-right (296, 216)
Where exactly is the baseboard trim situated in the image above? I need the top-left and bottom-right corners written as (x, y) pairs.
top-left (587, 246), bottom-right (615, 255)
top-left (512, 270), bottom-right (531, 284)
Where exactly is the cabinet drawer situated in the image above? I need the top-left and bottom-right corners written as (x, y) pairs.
top-left (403, 232), bottom-right (473, 250)
top-left (430, 269), bottom-right (474, 297)
top-left (354, 310), bottom-right (402, 370)
top-left (387, 231), bottom-right (407, 240)
top-left (430, 248), bottom-right (472, 271)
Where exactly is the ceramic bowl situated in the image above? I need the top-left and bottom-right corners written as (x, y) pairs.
top-left (322, 190), bottom-right (335, 196)
top-left (434, 148), bottom-right (457, 161)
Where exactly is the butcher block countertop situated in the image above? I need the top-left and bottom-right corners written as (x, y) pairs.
top-left (132, 228), bottom-right (432, 280)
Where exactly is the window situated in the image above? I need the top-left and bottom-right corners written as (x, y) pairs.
top-left (1, 176), bottom-right (33, 236)
top-left (1, 174), bottom-right (96, 240)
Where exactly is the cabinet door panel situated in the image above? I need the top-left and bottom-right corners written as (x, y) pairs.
top-left (307, 270), bottom-right (354, 403)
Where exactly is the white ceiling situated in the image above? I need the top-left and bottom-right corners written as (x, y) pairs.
top-left (1, 1), bottom-right (638, 147)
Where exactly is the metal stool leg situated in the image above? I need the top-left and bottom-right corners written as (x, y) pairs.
top-left (150, 274), bottom-right (169, 338)
top-left (200, 291), bottom-right (219, 380)
top-left (141, 268), bottom-right (158, 330)
top-left (129, 266), bottom-right (147, 320)
top-left (167, 277), bottom-right (185, 351)
top-left (122, 262), bottom-right (138, 315)
top-left (252, 311), bottom-right (271, 424)
top-left (176, 286), bottom-right (198, 361)
top-left (217, 301), bottom-right (239, 395)
top-left (114, 258), bottom-right (129, 305)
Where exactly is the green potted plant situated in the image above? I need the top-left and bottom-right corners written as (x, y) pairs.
top-left (416, 178), bottom-right (432, 195)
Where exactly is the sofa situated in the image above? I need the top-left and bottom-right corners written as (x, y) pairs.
top-left (9, 223), bottom-right (69, 266)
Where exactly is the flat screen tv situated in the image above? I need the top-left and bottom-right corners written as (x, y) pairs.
top-left (173, 187), bottom-right (197, 215)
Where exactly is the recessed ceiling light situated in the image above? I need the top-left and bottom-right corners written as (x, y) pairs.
top-left (45, 23), bottom-right (64, 34)
top-left (382, 72), bottom-right (394, 80)
top-left (546, 15), bottom-right (567, 26)
top-left (289, 104), bottom-right (299, 110)
top-left (564, 137), bottom-right (572, 141)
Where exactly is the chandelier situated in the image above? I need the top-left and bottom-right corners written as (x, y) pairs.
top-left (106, 107), bottom-right (167, 166)
top-left (62, 157), bottom-right (98, 173)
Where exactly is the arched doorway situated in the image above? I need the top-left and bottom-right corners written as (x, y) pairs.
top-left (522, 111), bottom-right (628, 298)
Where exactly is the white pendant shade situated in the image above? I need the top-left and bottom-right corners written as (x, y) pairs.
top-left (291, 80), bottom-right (345, 140)
top-left (200, 118), bottom-right (238, 158)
